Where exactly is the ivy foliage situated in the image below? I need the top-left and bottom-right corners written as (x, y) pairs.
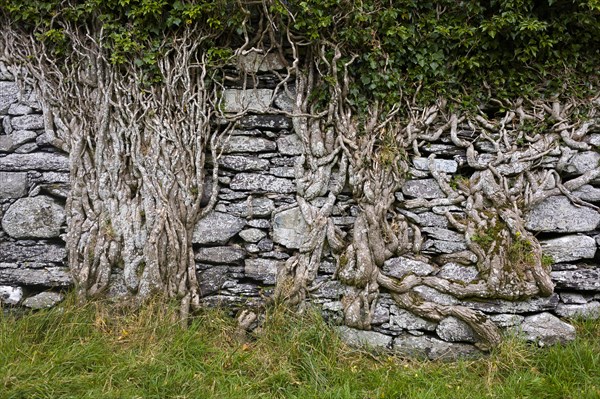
top-left (2, 0), bottom-right (600, 107)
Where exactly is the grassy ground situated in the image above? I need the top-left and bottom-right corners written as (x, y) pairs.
top-left (1, 296), bottom-right (599, 399)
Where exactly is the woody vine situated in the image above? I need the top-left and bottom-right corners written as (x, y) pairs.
top-left (2, 0), bottom-right (600, 347)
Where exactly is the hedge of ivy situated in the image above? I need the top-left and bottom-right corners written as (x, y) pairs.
top-left (3, 0), bottom-right (600, 108)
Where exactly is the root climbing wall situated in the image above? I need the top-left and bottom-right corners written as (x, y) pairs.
top-left (1, 60), bottom-right (600, 359)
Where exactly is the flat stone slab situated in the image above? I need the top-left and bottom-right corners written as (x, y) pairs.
top-left (230, 173), bottom-right (295, 194)
top-left (192, 211), bottom-right (246, 245)
top-left (461, 294), bottom-right (559, 313)
top-left (525, 196), bottom-right (600, 233)
top-left (195, 247), bottom-right (246, 264)
top-left (218, 155), bottom-right (270, 171)
top-left (222, 136), bottom-right (276, 153)
top-left (0, 241), bottom-right (66, 263)
top-left (539, 235), bottom-right (596, 263)
top-left (388, 307), bottom-right (437, 331)
top-left (551, 268), bottom-right (600, 291)
top-left (0, 153), bottom-right (69, 172)
top-left (2, 196), bottom-right (65, 238)
top-left (271, 206), bottom-right (308, 249)
top-left (412, 158), bottom-right (458, 173)
top-left (0, 266), bottom-right (72, 287)
top-left (223, 89), bottom-right (273, 113)
top-left (402, 179), bottom-right (445, 199)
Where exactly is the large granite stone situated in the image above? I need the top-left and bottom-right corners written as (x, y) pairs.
top-left (393, 334), bottom-right (480, 360)
top-left (230, 173), bottom-right (295, 194)
top-left (244, 258), bottom-right (281, 284)
top-left (0, 153), bottom-right (69, 172)
top-left (223, 89), bottom-right (273, 113)
top-left (573, 184), bottom-right (600, 202)
top-left (2, 196), bottom-right (65, 238)
top-left (519, 312), bottom-right (576, 346)
top-left (336, 326), bottom-right (392, 350)
top-left (272, 206), bottom-right (308, 249)
top-left (0, 171), bottom-right (28, 198)
top-left (539, 235), bottom-right (596, 263)
top-left (402, 179), bottom-right (445, 199)
top-left (551, 268), bottom-right (600, 291)
top-left (382, 256), bottom-right (435, 279)
top-left (22, 291), bottom-right (64, 309)
top-left (0, 265), bottom-right (72, 287)
top-left (525, 196), bottom-right (600, 232)
top-left (192, 211), bottom-right (246, 245)
top-left (239, 228), bottom-right (267, 243)
top-left (222, 136), bottom-right (276, 153)
top-left (218, 155), bottom-right (270, 171)
top-left (195, 246), bottom-right (246, 264)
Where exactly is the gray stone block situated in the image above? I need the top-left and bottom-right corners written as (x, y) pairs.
top-left (0, 266), bottom-right (72, 287)
top-left (11, 114), bottom-right (44, 130)
top-left (402, 179), bottom-right (445, 199)
top-left (2, 196), bottom-right (65, 238)
top-left (0, 172), bottom-right (28, 198)
top-left (382, 256), bottom-right (435, 279)
top-left (540, 234), bottom-right (596, 263)
top-left (230, 173), bottom-right (295, 194)
top-left (436, 316), bottom-right (477, 343)
top-left (525, 196), bottom-right (600, 232)
top-left (276, 134), bottom-right (303, 155)
top-left (393, 334), bottom-right (480, 360)
top-left (337, 326), bottom-right (392, 350)
top-left (244, 258), bottom-right (281, 284)
top-left (272, 206), bottom-right (308, 249)
top-left (222, 136), bottom-right (276, 153)
top-left (192, 211), bottom-right (246, 245)
top-left (555, 301), bottom-right (600, 319)
top-left (519, 312), bottom-right (576, 346)
top-left (218, 155), bottom-right (270, 171)
top-left (0, 153), bottom-right (69, 172)
top-left (551, 268), bottom-right (600, 291)
top-left (22, 291), bottom-right (64, 309)
top-left (0, 241), bottom-right (65, 263)
top-left (223, 89), bottom-right (273, 113)
top-left (195, 247), bottom-right (246, 264)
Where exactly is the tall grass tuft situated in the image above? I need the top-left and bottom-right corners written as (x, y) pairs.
top-left (1, 295), bottom-right (599, 398)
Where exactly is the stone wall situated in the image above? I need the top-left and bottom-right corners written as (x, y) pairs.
top-left (0, 64), bottom-right (70, 309)
top-left (2, 62), bottom-right (600, 359)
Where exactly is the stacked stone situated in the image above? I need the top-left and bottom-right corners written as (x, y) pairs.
top-left (0, 64), bottom-right (70, 310)
top-left (2, 57), bottom-right (600, 360)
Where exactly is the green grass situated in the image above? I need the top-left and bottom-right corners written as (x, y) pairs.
top-left (1, 296), bottom-right (599, 399)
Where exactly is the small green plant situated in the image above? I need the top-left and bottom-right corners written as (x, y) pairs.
top-left (542, 253), bottom-right (555, 268)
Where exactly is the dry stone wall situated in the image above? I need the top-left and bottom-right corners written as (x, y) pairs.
top-left (2, 63), bottom-right (600, 359)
